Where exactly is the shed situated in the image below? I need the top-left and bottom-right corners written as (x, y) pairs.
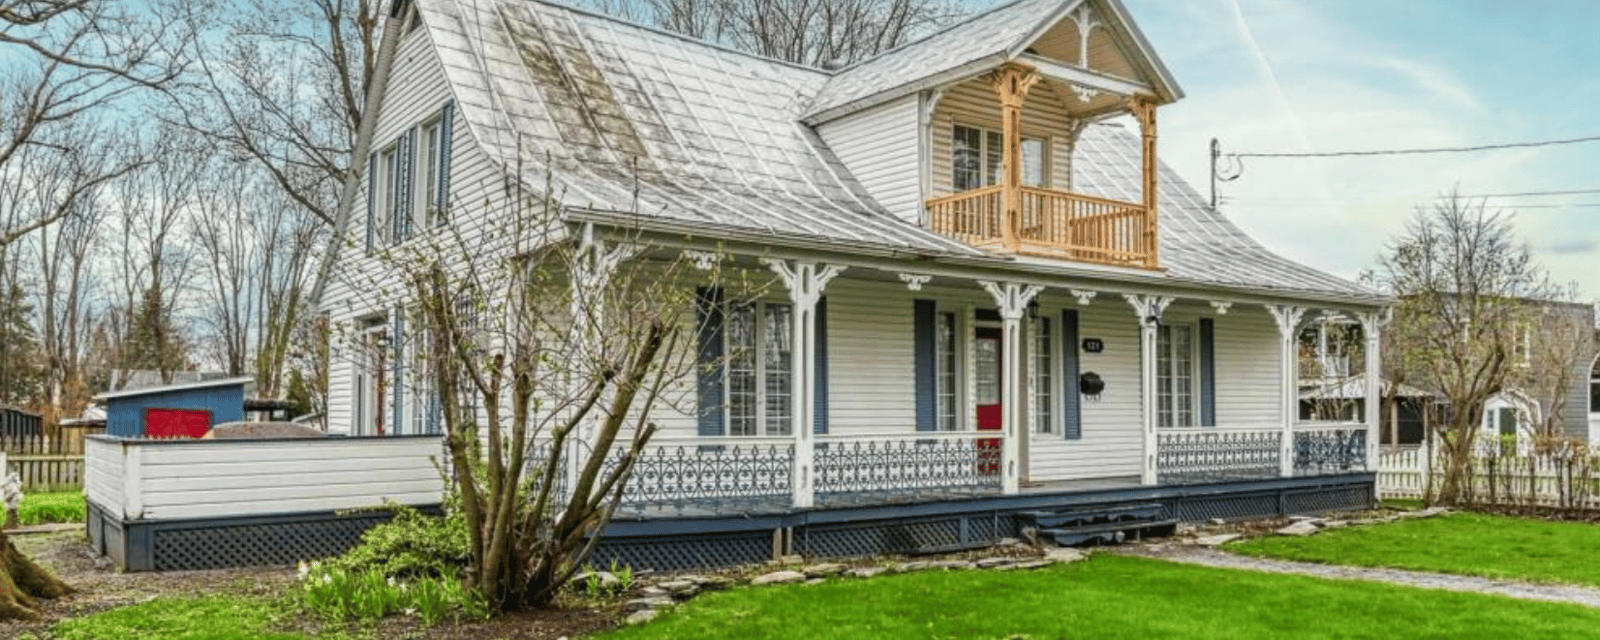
top-left (95, 377), bottom-right (255, 438)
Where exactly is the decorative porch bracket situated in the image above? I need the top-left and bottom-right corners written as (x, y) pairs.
top-left (765, 259), bottom-right (846, 509)
top-left (1124, 294), bottom-right (1172, 485)
top-left (980, 281), bottom-right (1044, 494)
top-left (1358, 309), bottom-right (1390, 470)
top-left (1266, 304), bottom-right (1307, 477)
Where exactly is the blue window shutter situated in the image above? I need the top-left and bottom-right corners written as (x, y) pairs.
top-left (397, 127), bottom-right (417, 242)
top-left (1200, 317), bottom-right (1216, 427)
top-left (814, 296), bottom-right (828, 435)
top-left (437, 101), bottom-right (455, 218)
top-left (1062, 309), bottom-right (1081, 440)
top-left (696, 287), bottom-right (724, 436)
top-left (391, 308), bottom-right (405, 436)
top-left (914, 299), bottom-right (936, 432)
top-left (365, 151), bottom-right (377, 252)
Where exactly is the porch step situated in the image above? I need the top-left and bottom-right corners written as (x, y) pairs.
top-left (1016, 501), bottom-right (1176, 547)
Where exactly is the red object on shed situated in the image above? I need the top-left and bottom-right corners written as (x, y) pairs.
top-left (144, 408), bottom-right (212, 438)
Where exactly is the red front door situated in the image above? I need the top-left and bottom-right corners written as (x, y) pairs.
top-left (975, 327), bottom-right (1002, 475)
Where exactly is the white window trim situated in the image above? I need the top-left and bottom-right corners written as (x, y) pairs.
top-left (416, 117), bottom-right (443, 231)
top-left (1156, 322), bottom-right (1198, 429)
top-left (951, 123), bottom-right (1049, 191)
top-left (372, 143), bottom-right (399, 250)
top-left (724, 299), bottom-right (793, 437)
top-left (355, 316), bottom-right (389, 436)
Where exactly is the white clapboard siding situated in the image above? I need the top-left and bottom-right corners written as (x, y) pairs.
top-left (1027, 294), bottom-right (1143, 481)
top-left (1209, 305), bottom-right (1285, 426)
top-left (84, 437), bottom-right (126, 517)
top-left (816, 94), bottom-right (921, 224)
top-left (84, 436), bottom-right (444, 521)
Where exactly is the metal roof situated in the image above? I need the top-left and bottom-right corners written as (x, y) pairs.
top-left (415, 0), bottom-right (1380, 301)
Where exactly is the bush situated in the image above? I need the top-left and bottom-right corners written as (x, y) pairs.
top-left (297, 502), bottom-right (483, 624)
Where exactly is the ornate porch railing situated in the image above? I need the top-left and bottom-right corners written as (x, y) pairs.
top-left (1293, 423), bottom-right (1369, 476)
top-left (926, 186), bottom-right (1153, 268)
top-left (1156, 427), bottom-right (1282, 485)
top-left (814, 432), bottom-right (1003, 503)
top-left (595, 437), bottom-right (794, 515)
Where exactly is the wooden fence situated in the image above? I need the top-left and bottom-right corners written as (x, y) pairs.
top-left (1, 434), bottom-right (88, 490)
top-left (1378, 443), bottom-right (1600, 509)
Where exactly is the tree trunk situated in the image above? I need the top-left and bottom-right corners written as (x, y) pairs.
top-left (0, 529), bottom-right (73, 621)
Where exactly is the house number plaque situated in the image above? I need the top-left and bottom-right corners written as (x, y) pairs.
top-left (1082, 338), bottom-right (1104, 353)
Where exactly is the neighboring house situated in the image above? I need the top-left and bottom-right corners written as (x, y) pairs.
top-left (313, 0), bottom-right (1390, 567)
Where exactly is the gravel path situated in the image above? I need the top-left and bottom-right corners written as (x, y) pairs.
top-left (1114, 542), bottom-right (1600, 608)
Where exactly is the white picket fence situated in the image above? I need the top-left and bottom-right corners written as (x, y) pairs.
top-left (1377, 443), bottom-right (1600, 508)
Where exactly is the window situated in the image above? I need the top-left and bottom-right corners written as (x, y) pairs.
top-left (936, 311), bottom-right (959, 431)
top-left (1157, 324), bottom-right (1195, 428)
top-left (1589, 355), bottom-right (1599, 415)
top-left (371, 144), bottom-right (399, 249)
top-left (726, 301), bottom-right (792, 436)
top-left (1033, 316), bottom-right (1053, 434)
top-left (417, 119), bottom-right (444, 228)
top-left (952, 124), bottom-right (1046, 192)
top-left (356, 317), bottom-right (389, 435)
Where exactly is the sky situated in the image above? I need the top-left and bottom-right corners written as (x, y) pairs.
top-left (1091, 0), bottom-right (1600, 301)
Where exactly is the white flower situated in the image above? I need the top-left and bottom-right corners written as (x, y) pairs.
top-left (322, 574), bottom-right (332, 585)
top-left (297, 562), bottom-right (309, 580)
top-left (388, 576), bottom-right (397, 588)
top-left (404, 608), bottom-right (417, 616)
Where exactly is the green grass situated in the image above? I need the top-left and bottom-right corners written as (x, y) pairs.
top-left (1231, 511), bottom-right (1600, 587)
top-left (50, 596), bottom-right (314, 640)
top-left (596, 555), bottom-right (1600, 639)
top-left (17, 490), bottom-right (86, 525)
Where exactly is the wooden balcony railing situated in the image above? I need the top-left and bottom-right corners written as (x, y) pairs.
top-left (927, 186), bottom-right (1156, 268)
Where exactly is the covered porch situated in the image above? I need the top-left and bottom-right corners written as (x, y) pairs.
top-left (552, 245), bottom-right (1386, 520)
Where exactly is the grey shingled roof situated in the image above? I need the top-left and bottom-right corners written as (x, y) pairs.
top-left (416, 0), bottom-right (1378, 300)
top-left (804, 0), bottom-right (1070, 120)
top-left (419, 0), bottom-right (978, 255)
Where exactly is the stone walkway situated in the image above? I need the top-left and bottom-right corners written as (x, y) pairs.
top-left (1113, 543), bottom-right (1600, 608)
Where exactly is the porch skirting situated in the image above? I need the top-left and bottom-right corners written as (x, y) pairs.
top-left (86, 501), bottom-right (441, 572)
top-left (592, 473), bottom-right (1374, 572)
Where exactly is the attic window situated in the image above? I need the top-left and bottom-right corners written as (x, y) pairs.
top-left (952, 124), bottom-right (1045, 192)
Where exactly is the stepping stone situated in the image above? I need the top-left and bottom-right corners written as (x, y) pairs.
top-left (626, 609), bottom-right (659, 625)
top-left (1194, 534), bottom-right (1241, 547)
top-left (848, 567), bottom-right (887, 578)
top-left (1276, 521), bottom-right (1320, 536)
top-left (751, 570), bottom-right (806, 586)
top-left (803, 563), bottom-right (846, 578)
top-left (1045, 548), bottom-right (1086, 563)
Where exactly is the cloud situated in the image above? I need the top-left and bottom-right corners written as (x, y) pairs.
top-left (1543, 238), bottom-right (1598, 255)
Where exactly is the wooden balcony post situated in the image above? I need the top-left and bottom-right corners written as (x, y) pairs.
top-left (1128, 97), bottom-right (1160, 267)
top-left (989, 64), bottom-right (1040, 253)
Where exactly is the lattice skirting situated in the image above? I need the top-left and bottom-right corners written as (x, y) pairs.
top-left (591, 531), bottom-right (774, 572)
top-left (87, 502), bottom-right (440, 572)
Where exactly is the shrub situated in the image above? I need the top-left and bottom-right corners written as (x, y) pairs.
top-left (297, 501), bottom-right (483, 624)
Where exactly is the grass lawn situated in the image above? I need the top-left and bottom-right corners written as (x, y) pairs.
top-left (46, 596), bottom-right (317, 640)
top-left (17, 490), bottom-right (86, 526)
top-left (1230, 511), bottom-right (1600, 587)
top-left (596, 555), bottom-right (1600, 639)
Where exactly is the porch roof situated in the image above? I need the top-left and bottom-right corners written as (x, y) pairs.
top-left (417, 0), bottom-right (1382, 303)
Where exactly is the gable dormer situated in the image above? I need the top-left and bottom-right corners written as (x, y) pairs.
top-left (811, 0), bottom-right (1180, 270)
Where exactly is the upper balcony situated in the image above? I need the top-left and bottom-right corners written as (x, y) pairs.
top-left (922, 60), bottom-right (1163, 270)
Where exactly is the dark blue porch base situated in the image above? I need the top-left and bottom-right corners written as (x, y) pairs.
top-left (592, 473), bottom-right (1374, 572)
top-left (87, 501), bottom-right (442, 572)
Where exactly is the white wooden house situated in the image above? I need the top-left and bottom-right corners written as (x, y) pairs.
top-left (312, 0), bottom-right (1390, 567)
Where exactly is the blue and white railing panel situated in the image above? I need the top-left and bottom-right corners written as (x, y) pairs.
top-left (1157, 427), bottom-right (1283, 485)
top-left (598, 437), bottom-right (794, 514)
top-left (814, 431), bottom-right (1004, 499)
top-left (1293, 423), bottom-right (1369, 475)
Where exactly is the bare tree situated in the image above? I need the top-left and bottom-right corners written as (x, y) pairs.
top-left (165, 0), bottom-right (382, 228)
top-left (1378, 192), bottom-right (1560, 506)
top-left (579, 0), bottom-right (963, 66)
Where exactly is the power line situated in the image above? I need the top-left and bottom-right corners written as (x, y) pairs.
top-left (1228, 134), bottom-right (1600, 159)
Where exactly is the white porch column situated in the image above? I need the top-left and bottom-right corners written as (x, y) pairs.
top-left (1359, 310), bottom-right (1389, 470)
top-left (766, 259), bottom-right (845, 509)
top-left (1266, 305), bottom-right (1307, 478)
top-left (566, 224), bottom-right (637, 495)
top-left (980, 281), bottom-right (1043, 494)
top-left (1125, 294), bottom-right (1172, 485)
